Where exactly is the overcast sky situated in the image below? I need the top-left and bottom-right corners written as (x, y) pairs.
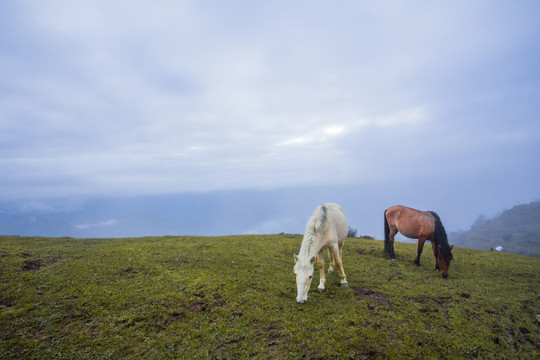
top-left (1, 1), bottom-right (539, 236)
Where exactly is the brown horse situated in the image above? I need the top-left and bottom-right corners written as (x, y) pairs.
top-left (384, 205), bottom-right (453, 278)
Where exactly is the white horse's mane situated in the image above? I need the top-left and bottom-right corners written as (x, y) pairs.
top-left (298, 204), bottom-right (328, 262)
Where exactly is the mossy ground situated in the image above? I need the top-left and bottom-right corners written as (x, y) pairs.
top-left (1, 235), bottom-right (538, 359)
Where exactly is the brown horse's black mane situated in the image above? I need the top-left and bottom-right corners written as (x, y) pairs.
top-left (429, 211), bottom-right (453, 261)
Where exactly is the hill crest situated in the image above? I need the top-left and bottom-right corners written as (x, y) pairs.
top-left (450, 201), bottom-right (540, 257)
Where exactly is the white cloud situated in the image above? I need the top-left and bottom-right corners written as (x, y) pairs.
top-left (75, 218), bottom-right (117, 230)
top-left (243, 219), bottom-right (292, 235)
top-left (0, 1), bottom-right (539, 201)
top-left (374, 107), bottom-right (428, 127)
top-left (16, 201), bottom-right (56, 213)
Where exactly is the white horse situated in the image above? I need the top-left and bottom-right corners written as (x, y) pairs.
top-left (293, 203), bottom-right (348, 303)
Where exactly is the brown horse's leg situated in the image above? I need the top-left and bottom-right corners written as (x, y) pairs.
top-left (414, 238), bottom-right (426, 267)
top-left (431, 242), bottom-right (440, 270)
top-left (389, 227), bottom-right (397, 259)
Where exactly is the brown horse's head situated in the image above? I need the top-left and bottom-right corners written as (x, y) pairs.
top-left (437, 244), bottom-right (453, 278)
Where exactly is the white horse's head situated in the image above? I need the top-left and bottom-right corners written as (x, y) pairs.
top-left (293, 254), bottom-right (316, 303)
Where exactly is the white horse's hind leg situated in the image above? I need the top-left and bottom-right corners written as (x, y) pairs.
top-left (327, 248), bottom-right (335, 273)
top-left (331, 243), bottom-right (347, 287)
top-left (316, 251), bottom-right (326, 292)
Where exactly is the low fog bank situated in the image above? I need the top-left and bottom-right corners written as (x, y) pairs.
top-left (1, 173), bottom-right (535, 240)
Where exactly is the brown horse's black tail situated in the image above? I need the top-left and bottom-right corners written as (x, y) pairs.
top-left (384, 209), bottom-right (390, 254)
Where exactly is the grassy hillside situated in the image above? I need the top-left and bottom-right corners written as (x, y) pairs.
top-left (450, 202), bottom-right (540, 257)
top-left (1, 235), bottom-right (539, 359)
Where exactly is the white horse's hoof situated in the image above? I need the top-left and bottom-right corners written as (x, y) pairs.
top-left (328, 269), bottom-right (334, 274)
top-left (317, 287), bottom-right (325, 292)
top-left (341, 282), bottom-right (348, 287)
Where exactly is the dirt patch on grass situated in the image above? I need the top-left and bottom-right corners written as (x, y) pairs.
top-left (189, 300), bottom-right (208, 312)
top-left (187, 292), bottom-right (227, 313)
top-left (356, 248), bottom-right (377, 256)
top-left (0, 297), bottom-right (13, 310)
top-left (116, 316), bottom-right (146, 328)
top-left (21, 258), bottom-right (44, 271)
top-left (253, 322), bottom-right (287, 354)
top-left (119, 267), bottom-right (140, 275)
top-left (353, 350), bottom-right (383, 360)
top-left (409, 295), bottom-right (453, 305)
top-left (354, 287), bottom-right (390, 306)
top-left (254, 322), bottom-right (281, 341)
top-left (19, 254), bottom-right (62, 272)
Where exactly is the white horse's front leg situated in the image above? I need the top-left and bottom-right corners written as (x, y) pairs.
top-left (316, 251), bottom-right (326, 292)
top-left (327, 248), bottom-right (335, 273)
top-left (331, 244), bottom-right (348, 287)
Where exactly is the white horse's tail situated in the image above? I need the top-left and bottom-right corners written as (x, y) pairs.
top-left (307, 204), bottom-right (328, 234)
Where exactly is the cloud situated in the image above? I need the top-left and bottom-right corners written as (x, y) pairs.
top-left (0, 1), bottom-right (539, 203)
top-left (243, 219), bottom-right (290, 235)
top-left (16, 201), bottom-right (57, 213)
top-left (74, 218), bottom-right (117, 230)
top-left (277, 124), bottom-right (347, 147)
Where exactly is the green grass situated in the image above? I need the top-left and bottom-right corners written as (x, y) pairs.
top-left (1, 235), bottom-right (539, 359)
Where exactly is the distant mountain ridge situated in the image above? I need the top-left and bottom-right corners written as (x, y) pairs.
top-left (450, 201), bottom-right (540, 257)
